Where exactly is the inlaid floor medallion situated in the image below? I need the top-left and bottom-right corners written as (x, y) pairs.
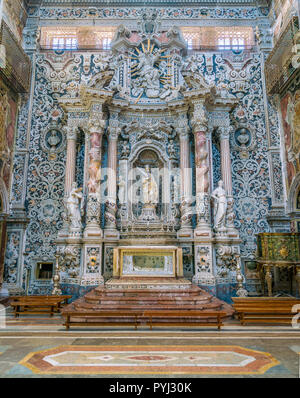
top-left (20, 345), bottom-right (280, 375)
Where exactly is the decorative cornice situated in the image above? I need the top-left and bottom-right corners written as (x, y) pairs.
top-left (26, 3), bottom-right (270, 21)
top-left (28, 0), bottom-right (266, 6)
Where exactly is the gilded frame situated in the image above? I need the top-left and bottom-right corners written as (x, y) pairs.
top-left (113, 246), bottom-right (183, 278)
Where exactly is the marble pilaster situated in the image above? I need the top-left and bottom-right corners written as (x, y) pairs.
top-left (176, 119), bottom-right (193, 239)
top-left (64, 126), bottom-right (78, 196)
top-left (219, 126), bottom-right (239, 237)
top-left (104, 121), bottom-right (120, 239)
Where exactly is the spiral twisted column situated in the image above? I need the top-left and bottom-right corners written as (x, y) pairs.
top-left (84, 119), bottom-right (105, 237)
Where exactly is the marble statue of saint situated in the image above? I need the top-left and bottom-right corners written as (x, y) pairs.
top-left (140, 165), bottom-right (158, 205)
top-left (211, 180), bottom-right (227, 230)
top-left (135, 49), bottom-right (161, 98)
top-left (118, 175), bottom-right (126, 204)
top-left (66, 182), bottom-right (84, 230)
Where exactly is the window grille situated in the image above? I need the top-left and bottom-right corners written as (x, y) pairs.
top-left (181, 26), bottom-right (254, 50)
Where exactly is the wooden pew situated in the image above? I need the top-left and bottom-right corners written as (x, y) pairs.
top-left (232, 297), bottom-right (300, 325)
top-left (9, 295), bottom-right (72, 318)
top-left (63, 311), bottom-right (143, 330)
top-left (63, 310), bottom-right (227, 330)
top-left (143, 310), bottom-right (227, 330)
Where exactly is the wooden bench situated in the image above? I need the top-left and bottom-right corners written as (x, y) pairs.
top-left (63, 310), bottom-right (227, 330)
top-left (63, 311), bottom-right (144, 330)
top-left (143, 310), bottom-right (227, 330)
top-left (10, 295), bottom-right (72, 318)
top-left (232, 297), bottom-right (300, 325)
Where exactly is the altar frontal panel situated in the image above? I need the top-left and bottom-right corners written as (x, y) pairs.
top-left (113, 247), bottom-right (183, 278)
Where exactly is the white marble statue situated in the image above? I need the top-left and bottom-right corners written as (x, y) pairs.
top-left (211, 180), bottom-right (227, 231)
top-left (139, 165), bottom-right (158, 205)
top-left (118, 175), bottom-right (126, 204)
top-left (134, 49), bottom-right (161, 98)
top-left (66, 182), bottom-right (84, 230)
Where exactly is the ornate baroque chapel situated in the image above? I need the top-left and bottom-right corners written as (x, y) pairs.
top-left (0, 0), bottom-right (300, 305)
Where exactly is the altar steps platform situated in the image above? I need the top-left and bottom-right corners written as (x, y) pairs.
top-left (61, 278), bottom-right (234, 326)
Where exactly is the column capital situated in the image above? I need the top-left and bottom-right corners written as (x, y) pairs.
top-left (219, 125), bottom-right (234, 140)
top-left (88, 118), bottom-right (106, 135)
top-left (64, 126), bottom-right (78, 141)
top-left (108, 120), bottom-right (121, 140)
top-left (191, 100), bottom-right (208, 133)
top-left (176, 117), bottom-right (190, 139)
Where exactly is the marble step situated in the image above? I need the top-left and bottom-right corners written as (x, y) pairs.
top-left (93, 287), bottom-right (202, 297)
top-left (67, 317), bottom-right (224, 324)
top-left (84, 295), bottom-right (213, 306)
top-left (74, 301), bottom-right (223, 311)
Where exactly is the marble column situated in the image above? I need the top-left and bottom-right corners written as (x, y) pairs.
top-left (177, 121), bottom-right (193, 238)
top-left (58, 126), bottom-right (78, 237)
top-left (194, 129), bottom-right (211, 231)
top-left (104, 124), bottom-right (120, 237)
top-left (220, 127), bottom-right (233, 196)
top-left (84, 121), bottom-right (105, 237)
top-left (192, 100), bottom-right (212, 236)
top-left (219, 126), bottom-right (238, 235)
top-left (64, 126), bottom-right (78, 196)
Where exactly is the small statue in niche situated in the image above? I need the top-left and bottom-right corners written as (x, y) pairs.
top-left (140, 165), bottom-right (159, 205)
top-left (66, 182), bottom-right (84, 231)
top-left (118, 175), bottom-right (126, 204)
top-left (211, 180), bottom-right (227, 231)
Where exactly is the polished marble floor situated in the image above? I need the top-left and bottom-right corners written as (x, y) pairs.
top-left (0, 313), bottom-right (299, 378)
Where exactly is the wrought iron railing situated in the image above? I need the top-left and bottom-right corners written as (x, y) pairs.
top-left (0, 21), bottom-right (31, 93)
top-left (265, 16), bottom-right (299, 95)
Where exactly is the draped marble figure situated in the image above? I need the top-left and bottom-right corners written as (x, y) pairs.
top-left (140, 165), bottom-right (159, 205)
top-left (66, 182), bottom-right (84, 230)
top-left (211, 180), bottom-right (227, 230)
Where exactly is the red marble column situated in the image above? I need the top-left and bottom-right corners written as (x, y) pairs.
top-left (87, 127), bottom-right (103, 194)
top-left (194, 130), bottom-right (209, 194)
top-left (84, 122), bottom-right (105, 236)
top-left (194, 128), bottom-right (212, 231)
